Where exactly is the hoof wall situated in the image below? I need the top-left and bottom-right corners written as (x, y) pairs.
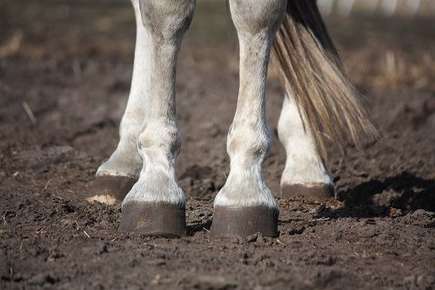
top-left (120, 202), bottom-right (186, 237)
top-left (87, 176), bottom-right (136, 205)
top-left (210, 206), bottom-right (278, 238)
top-left (280, 183), bottom-right (335, 202)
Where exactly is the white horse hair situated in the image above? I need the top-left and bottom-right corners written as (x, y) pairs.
top-left (89, 0), bottom-right (377, 237)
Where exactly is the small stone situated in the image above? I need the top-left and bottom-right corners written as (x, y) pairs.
top-left (364, 218), bottom-right (376, 225)
top-left (192, 275), bottom-right (237, 290)
top-left (95, 242), bottom-right (109, 255)
top-left (246, 233), bottom-right (259, 243)
top-left (29, 273), bottom-right (58, 285)
top-left (411, 209), bottom-right (434, 218)
top-left (388, 207), bottom-right (403, 218)
top-left (360, 227), bottom-right (378, 238)
top-left (288, 226), bottom-right (305, 235)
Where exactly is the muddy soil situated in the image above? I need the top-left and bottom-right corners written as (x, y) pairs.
top-left (1, 1), bottom-right (434, 289)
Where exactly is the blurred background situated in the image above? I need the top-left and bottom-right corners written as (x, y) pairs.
top-left (318, 0), bottom-right (435, 17)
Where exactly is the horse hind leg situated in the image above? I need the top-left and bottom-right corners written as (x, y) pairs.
top-left (278, 94), bottom-right (335, 202)
top-left (274, 0), bottom-right (377, 202)
top-left (210, 0), bottom-right (286, 238)
top-left (88, 0), bottom-right (151, 205)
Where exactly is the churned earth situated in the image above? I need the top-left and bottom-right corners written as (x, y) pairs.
top-left (1, 1), bottom-right (434, 289)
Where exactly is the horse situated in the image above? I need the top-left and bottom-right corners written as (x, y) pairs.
top-left (86, 0), bottom-right (378, 238)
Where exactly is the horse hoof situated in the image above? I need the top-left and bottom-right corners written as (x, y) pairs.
top-left (120, 202), bottom-right (186, 237)
top-left (210, 206), bottom-right (279, 238)
top-left (280, 183), bottom-right (335, 202)
top-left (86, 175), bottom-right (136, 205)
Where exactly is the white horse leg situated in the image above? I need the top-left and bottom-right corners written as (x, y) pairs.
top-left (211, 0), bottom-right (286, 238)
top-left (89, 0), bottom-right (150, 204)
top-left (278, 94), bottom-right (334, 201)
top-left (119, 0), bottom-right (195, 236)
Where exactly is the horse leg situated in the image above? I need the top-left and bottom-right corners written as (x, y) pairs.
top-left (119, 0), bottom-right (195, 236)
top-left (89, 0), bottom-right (151, 204)
top-left (210, 0), bottom-right (286, 238)
top-left (278, 94), bottom-right (335, 201)
top-left (273, 1), bottom-right (377, 201)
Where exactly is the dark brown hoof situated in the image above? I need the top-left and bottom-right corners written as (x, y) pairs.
top-left (86, 175), bottom-right (136, 205)
top-left (120, 202), bottom-right (186, 237)
top-left (280, 183), bottom-right (335, 202)
top-left (210, 206), bottom-right (279, 238)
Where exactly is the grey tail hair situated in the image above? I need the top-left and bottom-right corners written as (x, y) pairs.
top-left (273, 0), bottom-right (379, 160)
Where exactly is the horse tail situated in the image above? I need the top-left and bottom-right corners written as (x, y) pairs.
top-left (273, 0), bottom-right (379, 159)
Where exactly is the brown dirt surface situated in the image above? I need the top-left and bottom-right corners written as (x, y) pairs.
top-left (1, 1), bottom-right (435, 289)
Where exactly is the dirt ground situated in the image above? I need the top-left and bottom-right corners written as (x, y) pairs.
top-left (1, 1), bottom-right (435, 289)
